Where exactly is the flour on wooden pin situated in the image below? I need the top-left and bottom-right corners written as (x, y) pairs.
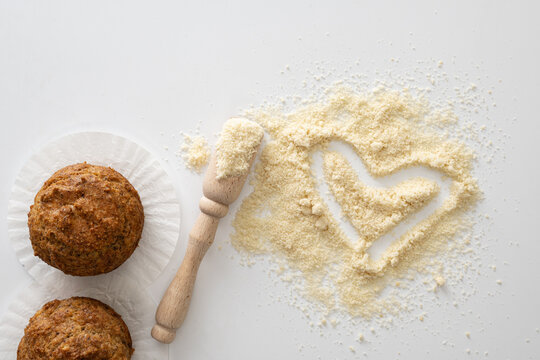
top-left (215, 118), bottom-right (264, 179)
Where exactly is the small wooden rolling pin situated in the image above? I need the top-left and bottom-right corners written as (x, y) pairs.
top-left (151, 119), bottom-right (263, 344)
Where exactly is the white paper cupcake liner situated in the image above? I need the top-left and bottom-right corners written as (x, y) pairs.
top-left (0, 273), bottom-right (168, 360)
top-left (7, 131), bottom-right (181, 287)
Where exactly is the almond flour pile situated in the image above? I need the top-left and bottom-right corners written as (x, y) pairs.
top-left (231, 88), bottom-right (480, 318)
top-left (180, 134), bottom-right (210, 173)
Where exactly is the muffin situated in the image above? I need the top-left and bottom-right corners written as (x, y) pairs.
top-left (27, 163), bottom-right (144, 276)
top-left (17, 297), bottom-right (134, 359)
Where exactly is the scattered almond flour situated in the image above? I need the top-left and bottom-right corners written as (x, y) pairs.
top-left (216, 117), bottom-right (264, 179)
top-left (179, 134), bottom-right (210, 173)
top-left (231, 87), bottom-right (480, 318)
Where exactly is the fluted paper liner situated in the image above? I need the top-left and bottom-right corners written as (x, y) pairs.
top-left (0, 273), bottom-right (168, 359)
top-left (7, 131), bottom-right (181, 287)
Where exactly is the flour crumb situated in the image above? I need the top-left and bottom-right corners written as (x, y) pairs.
top-left (435, 276), bottom-right (446, 287)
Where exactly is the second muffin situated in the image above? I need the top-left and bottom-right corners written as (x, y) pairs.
top-left (27, 163), bottom-right (144, 276)
top-left (17, 296), bottom-right (134, 359)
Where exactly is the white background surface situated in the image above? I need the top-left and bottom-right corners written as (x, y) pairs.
top-left (1, 1), bottom-right (539, 359)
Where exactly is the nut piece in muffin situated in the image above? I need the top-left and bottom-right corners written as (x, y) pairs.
top-left (27, 163), bottom-right (144, 276)
top-left (17, 296), bottom-right (134, 360)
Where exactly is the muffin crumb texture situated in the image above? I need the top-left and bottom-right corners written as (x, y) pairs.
top-left (17, 297), bottom-right (134, 360)
top-left (27, 163), bottom-right (144, 276)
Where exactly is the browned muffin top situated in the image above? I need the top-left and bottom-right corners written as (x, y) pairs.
top-left (17, 296), bottom-right (134, 360)
top-left (28, 163), bottom-right (144, 276)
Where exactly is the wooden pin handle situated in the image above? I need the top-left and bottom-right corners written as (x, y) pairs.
top-left (152, 134), bottom-right (261, 343)
top-left (151, 197), bottom-right (228, 344)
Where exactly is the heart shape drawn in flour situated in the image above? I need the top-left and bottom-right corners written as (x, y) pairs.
top-left (312, 141), bottom-right (454, 276)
